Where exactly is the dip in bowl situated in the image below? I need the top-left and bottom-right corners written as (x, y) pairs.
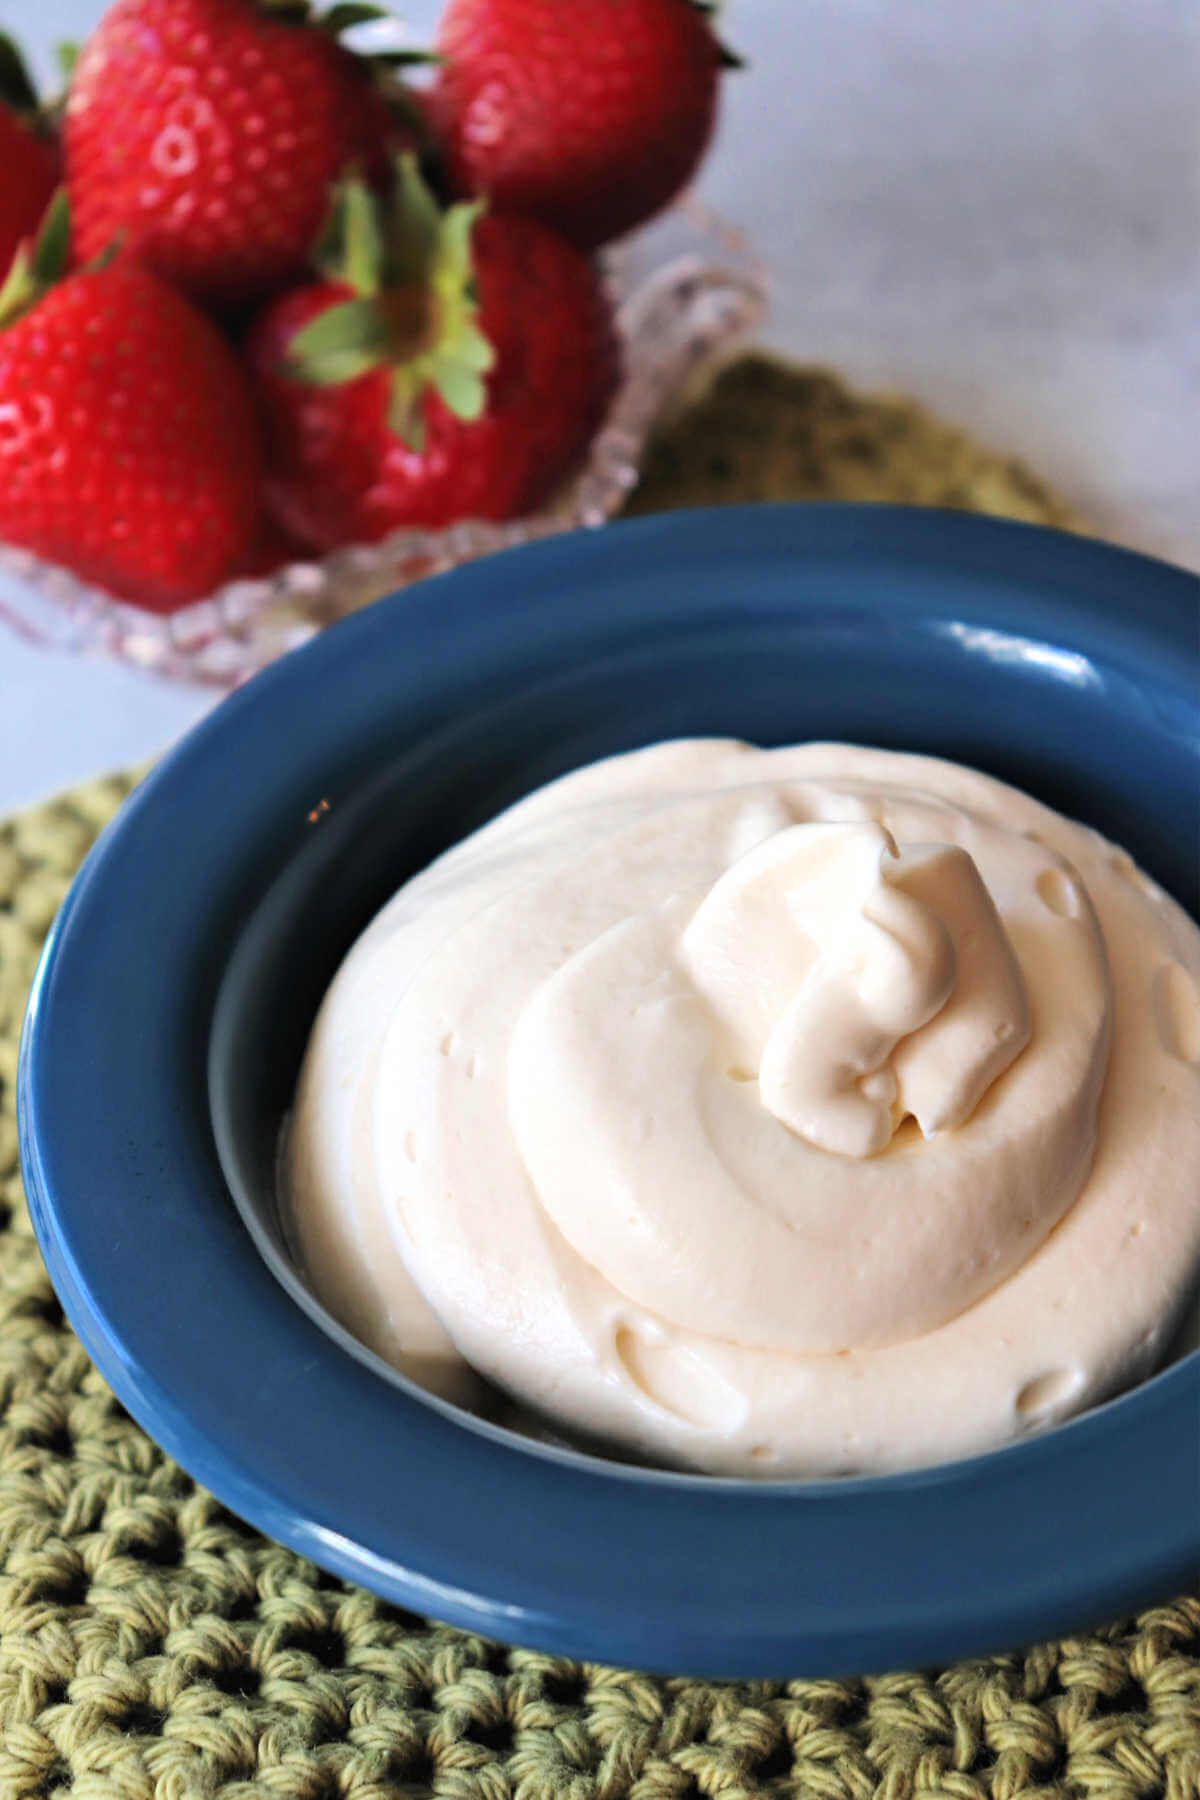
top-left (18, 504), bottom-right (1200, 1677)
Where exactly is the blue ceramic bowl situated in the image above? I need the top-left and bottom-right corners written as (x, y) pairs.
top-left (18, 505), bottom-right (1200, 1679)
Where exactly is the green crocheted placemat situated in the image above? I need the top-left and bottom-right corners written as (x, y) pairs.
top-left (623, 355), bottom-right (1083, 529)
top-left (2, 360), bottom-right (1198, 1800)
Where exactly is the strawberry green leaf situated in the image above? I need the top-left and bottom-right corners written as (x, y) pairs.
top-left (312, 177), bottom-right (383, 294)
top-left (56, 41), bottom-right (79, 83)
top-left (439, 196), bottom-right (478, 273)
top-left (322, 1), bottom-right (391, 29)
top-left (387, 374), bottom-right (426, 452)
top-left (433, 359), bottom-right (487, 420)
top-left (342, 179), bottom-right (383, 296)
top-left (388, 152), bottom-right (442, 286)
top-left (371, 49), bottom-right (441, 64)
top-left (427, 199), bottom-right (490, 352)
top-left (0, 188), bottom-right (74, 329)
top-left (0, 31), bottom-right (39, 113)
top-left (287, 297), bottom-right (393, 385)
top-left (32, 188), bottom-right (71, 285)
top-left (310, 198), bottom-right (344, 282)
top-left (256, 0), bottom-right (311, 22)
top-left (683, 1), bottom-right (744, 68)
top-left (0, 247), bottom-right (36, 331)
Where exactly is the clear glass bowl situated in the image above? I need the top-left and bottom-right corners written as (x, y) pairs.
top-left (0, 207), bottom-right (766, 687)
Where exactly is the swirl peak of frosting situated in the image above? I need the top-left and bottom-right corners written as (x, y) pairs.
top-left (680, 819), bottom-right (1032, 1156)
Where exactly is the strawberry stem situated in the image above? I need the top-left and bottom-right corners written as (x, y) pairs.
top-left (288, 159), bottom-right (495, 452)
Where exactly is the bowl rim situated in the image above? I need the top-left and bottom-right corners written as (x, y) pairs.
top-left (18, 502), bottom-right (1200, 1679)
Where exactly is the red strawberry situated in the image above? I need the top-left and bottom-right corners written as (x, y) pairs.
top-left (431, 0), bottom-right (733, 251)
top-left (65, 0), bottom-right (418, 310)
top-left (0, 199), bottom-right (262, 612)
top-left (0, 34), bottom-right (59, 276)
top-left (246, 162), bottom-right (617, 549)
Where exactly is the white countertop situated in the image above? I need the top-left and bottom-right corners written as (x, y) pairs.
top-left (2, 0), bottom-right (1197, 815)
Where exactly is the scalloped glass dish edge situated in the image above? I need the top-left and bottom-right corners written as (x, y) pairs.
top-left (0, 209), bottom-right (767, 688)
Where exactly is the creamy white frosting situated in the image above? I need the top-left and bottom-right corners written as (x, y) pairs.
top-left (282, 742), bottom-right (1200, 1475)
